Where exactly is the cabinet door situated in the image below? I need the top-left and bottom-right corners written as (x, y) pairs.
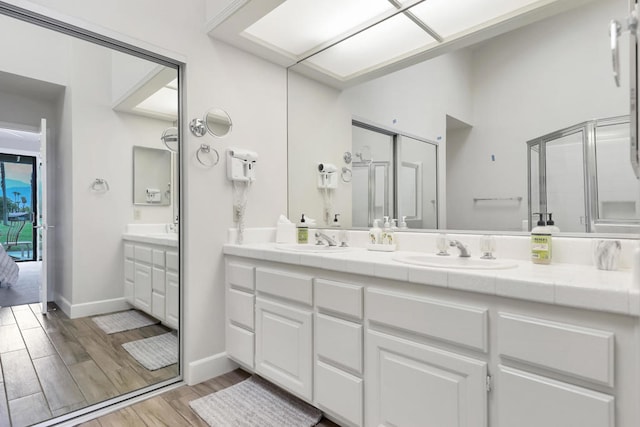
top-left (134, 263), bottom-right (152, 314)
top-left (124, 258), bottom-right (134, 304)
top-left (166, 270), bottom-right (179, 330)
top-left (366, 330), bottom-right (487, 427)
top-left (255, 297), bottom-right (312, 401)
top-left (497, 366), bottom-right (614, 427)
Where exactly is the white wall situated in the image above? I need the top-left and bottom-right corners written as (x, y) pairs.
top-left (446, 0), bottom-right (629, 231)
top-left (13, 0), bottom-right (288, 384)
top-left (288, 71), bottom-right (352, 227)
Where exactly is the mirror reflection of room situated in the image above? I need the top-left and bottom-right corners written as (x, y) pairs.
top-left (0, 9), bottom-right (180, 426)
top-left (288, 0), bottom-right (634, 235)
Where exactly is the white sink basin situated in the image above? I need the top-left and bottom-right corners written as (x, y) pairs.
top-left (393, 254), bottom-right (517, 270)
top-left (276, 244), bottom-right (351, 253)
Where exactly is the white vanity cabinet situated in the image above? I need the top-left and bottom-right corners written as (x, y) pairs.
top-left (223, 251), bottom-right (640, 427)
top-left (225, 260), bottom-right (256, 369)
top-left (254, 267), bottom-right (314, 402)
top-left (314, 279), bottom-right (364, 427)
top-left (496, 312), bottom-right (616, 427)
top-left (366, 287), bottom-right (489, 427)
top-left (123, 240), bottom-right (179, 330)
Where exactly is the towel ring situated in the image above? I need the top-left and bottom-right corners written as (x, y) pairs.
top-left (196, 143), bottom-right (219, 168)
top-left (341, 167), bottom-right (352, 183)
top-left (90, 178), bottom-right (110, 192)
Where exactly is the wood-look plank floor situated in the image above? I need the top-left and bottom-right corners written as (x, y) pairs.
top-left (0, 303), bottom-right (177, 427)
top-left (79, 369), bottom-right (342, 427)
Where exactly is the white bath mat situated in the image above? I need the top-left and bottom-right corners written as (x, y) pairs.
top-left (92, 310), bottom-right (158, 334)
top-left (122, 332), bottom-right (178, 371)
top-left (189, 376), bottom-right (322, 427)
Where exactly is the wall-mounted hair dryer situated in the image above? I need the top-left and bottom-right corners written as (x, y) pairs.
top-left (227, 148), bottom-right (258, 182)
top-left (318, 162), bottom-right (338, 188)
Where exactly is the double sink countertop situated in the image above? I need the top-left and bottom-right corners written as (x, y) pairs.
top-left (223, 242), bottom-right (639, 317)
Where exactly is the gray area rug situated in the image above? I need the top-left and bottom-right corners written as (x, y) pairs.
top-left (92, 310), bottom-right (158, 334)
top-left (122, 332), bottom-right (178, 370)
top-left (189, 376), bottom-right (322, 427)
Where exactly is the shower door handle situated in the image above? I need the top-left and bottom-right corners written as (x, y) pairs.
top-left (610, 20), bottom-right (622, 87)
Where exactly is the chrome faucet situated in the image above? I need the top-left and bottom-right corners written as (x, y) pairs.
top-left (315, 231), bottom-right (338, 247)
top-left (449, 240), bottom-right (471, 257)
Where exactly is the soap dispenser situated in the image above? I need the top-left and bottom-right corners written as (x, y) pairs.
top-left (369, 219), bottom-right (382, 244)
top-left (381, 216), bottom-right (391, 245)
top-left (399, 216), bottom-right (409, 230)
top-left (546, 213), bottom-right (560, 234)
top-left (531, 213), bottom-right (551, 264)
top-left (297, 214), bottom-right (309, 244)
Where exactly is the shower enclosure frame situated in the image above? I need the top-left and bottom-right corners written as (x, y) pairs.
top-left (527, 115), bottom-right (635, 233)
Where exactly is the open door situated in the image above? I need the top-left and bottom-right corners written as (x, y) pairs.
top-left (38, 118), bottom-right (47, 314)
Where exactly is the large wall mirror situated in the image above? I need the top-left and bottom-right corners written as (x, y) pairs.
top-left (288, 0), bottom-right (639, 237)
top-left (0, 4), bottom-right (182, 426)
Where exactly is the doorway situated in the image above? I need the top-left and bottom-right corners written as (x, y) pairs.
top-left (0, 142), bottom-right (42, 307)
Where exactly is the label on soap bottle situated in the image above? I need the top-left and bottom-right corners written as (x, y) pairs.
top-left (531, 234), bottom-right (551, 263)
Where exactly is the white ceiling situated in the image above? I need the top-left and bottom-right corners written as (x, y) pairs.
top-left (208, 0), bottom-right (589, 88)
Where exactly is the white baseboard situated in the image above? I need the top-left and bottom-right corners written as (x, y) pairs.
top-left (186, 352), bottom-right (239, 385)
top-left (69, 297), bottom-right (131, 319)
top-left (55, 294), bottom-right (72, 317)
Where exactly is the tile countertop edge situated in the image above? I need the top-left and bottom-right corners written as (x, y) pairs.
top-left (222, 243), bottom-right (638, 317)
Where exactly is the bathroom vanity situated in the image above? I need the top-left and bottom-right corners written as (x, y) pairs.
top-left (123, 229), bottom-right (179, 330)
top-left (224, 241), bottom-right (639, 427)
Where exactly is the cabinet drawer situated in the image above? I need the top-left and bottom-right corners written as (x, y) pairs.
top-left (256, 268), bottom-right (313, 306)
top-left (124, 243), bottom-right (134, 259)
top-left (227, 323), bottom-right (254, 369)
top-left (497, 366), bottom-right (614, 427)
top-left (367, 288), bottom-right (488, 352)
top-left (316, 314), bottom-right (362, 374)
top-left (166, 251), bottom-right (178, 271)
top-left (315, 361), bottom-right (363, 427)
top-left (153, 249), bottom-right (165, 267)
top-left (134, 245), bottom-right (152, 264)
top-left (498, 312), bottom-right (614, 386)
top-left (228, 288), bottom-right (255, 331)
top-left (227, 262), bottom-right (255, 292)
top-left (315, 279), bottom-right (362, 320)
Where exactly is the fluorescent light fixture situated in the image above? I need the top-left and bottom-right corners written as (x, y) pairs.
top-left (135, 87), bottom-right (177, 117)
top-left (409, 0), bottom-right (542, 39)
top-left (243, 0), bottom-right (395, 56)
top-left (307, 13), bottom-right (436, 78)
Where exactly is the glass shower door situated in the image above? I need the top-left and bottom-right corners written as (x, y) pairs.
top-left (544, 130), bottom-right (587, 232)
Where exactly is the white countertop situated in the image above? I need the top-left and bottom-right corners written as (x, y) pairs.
top-left (123, 232), bottom-right (178, 247)
top-left (224, 242), bottom-right (640, 317)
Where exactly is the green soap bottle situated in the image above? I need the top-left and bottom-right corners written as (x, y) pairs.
top-left (531, 213), bottom-right (551, 264)
top-left (297, 214), bottom-right (308, 244)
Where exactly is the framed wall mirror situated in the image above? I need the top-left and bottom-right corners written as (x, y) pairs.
top-left (287, 0), bottom-right (638, 237)
top-left (0, 3), bottom-right (182, 426)
top-left (133, 146), bottom-right (172, 206)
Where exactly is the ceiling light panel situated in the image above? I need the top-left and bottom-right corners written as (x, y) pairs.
top-left (306, 13), bottom-right (436, 79)
top-left (409, 0), bottom-right (542, 39)
top-left (135, 87), bottom-right (177, 117)
top-left (243, 0), bottom-right (395, 56)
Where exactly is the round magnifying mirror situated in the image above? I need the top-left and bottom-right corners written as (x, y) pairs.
top-left (160, 127), bottom-right (179, 152)
top-left (204, 108), bottom-right (232, 137)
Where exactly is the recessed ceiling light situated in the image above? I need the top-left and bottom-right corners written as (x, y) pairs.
top-left (307, 12), bottom-right (437, 78)
top-left (243, 0), bottom-right (396, 56)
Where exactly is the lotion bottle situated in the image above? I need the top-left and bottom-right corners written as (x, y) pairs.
top-left (531, 213), bottom-right (551, 264)
top-left (381, 216), bottom-right (391, 245)
top-left (546, 213), bottom-right (560, 234)
top-left (369, 219), bottom-right (382, 244)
